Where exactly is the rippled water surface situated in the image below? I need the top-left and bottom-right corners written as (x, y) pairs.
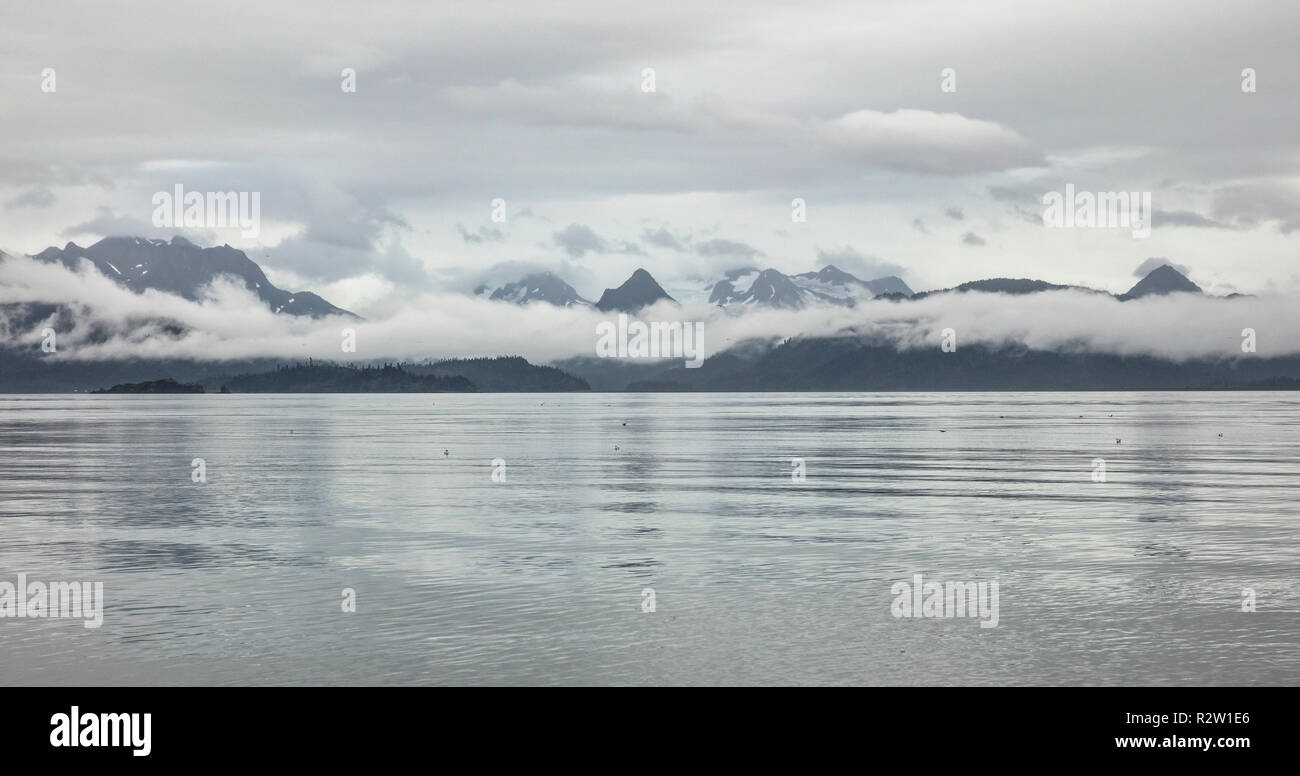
top-left (1, 392), bottom-right (1297, 685)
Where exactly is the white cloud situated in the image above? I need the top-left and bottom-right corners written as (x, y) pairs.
top-left (2, 254), bottom-right (1291, 366)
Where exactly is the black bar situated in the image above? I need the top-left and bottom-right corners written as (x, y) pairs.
top-left (3, 687), bottom-right (1286, 764)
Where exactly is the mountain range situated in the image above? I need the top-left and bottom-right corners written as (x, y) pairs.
top-left (477, 260), bottom-right (1216, 312)
top-left (904, 264), bottom-right (1204, 302)
top-left (31, 236), bottom-right (354, 318)
top-left (0, 234), bottom-right (1287, 392)
top-left (478, 272), bottom-right (592, 308)
top-left (474, 267), bottom-right (679, 312)
top-left (707, 265), bottom-right (913, 308)
top-left (28, 235), bottom-right (1207, 318)
top-left (556, 338), bottom-right (1300, 392)
top-left (476, 264), bottom-right (912, 311)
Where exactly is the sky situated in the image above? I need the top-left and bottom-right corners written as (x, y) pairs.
top-left (2, 0), bottom-right (1299, 316)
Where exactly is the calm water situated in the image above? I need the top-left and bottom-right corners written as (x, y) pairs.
top-left (1, 392), bottom-right (1297, 686)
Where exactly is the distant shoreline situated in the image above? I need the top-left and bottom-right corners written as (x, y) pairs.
top-left (15, 387), bottom-right (1300, 396)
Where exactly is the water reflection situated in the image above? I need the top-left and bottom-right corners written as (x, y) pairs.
top-left (1, 392), bottom-right (1298, 685)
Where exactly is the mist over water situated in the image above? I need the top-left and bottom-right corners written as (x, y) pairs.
top-left (2, 392), bottom-right (1297, 685)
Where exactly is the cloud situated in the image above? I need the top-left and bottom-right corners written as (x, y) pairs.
top-left (260, 180), bottom-right (416, 284)
top-left (550, 224), bottom-right (642, 258)
top-left (816, 246), bottom-right (906, 280)
top-left (552, 224), bottom-right (606, 257)
top-left (987, 184), bottom-right (1036, 203)
top-left (642, 227), bottom-right (688, 252)
top-left (437, 258), bottom-right (600, 297)
top-left (962, 232), bottom-right (986, 246)
top-left (696, 238), bottom-right (763, 260)
top-left (0, 161), bottom-right (114, 190)
top-left (986, 183), bottom-right (1047, 223)
top-left (911, 218), bottom-right (929, 234)
top-left (5, 186), bottom-right (56, 210)
top-left (1211, 182), bottom-right (1300, 234)
top-left (456, 223), bottom-right (505, 244)
top-left (1152, 209), bottom-right (1231, 229)
top-left (1134, 258), bottom-right (1191, 277)
top-left (3, 253), bottom-right (1295, 367)
top-left (442, 82), bottom-right (1041, 176)
top-left (369, 238), bottom-right (432, 291)
top-left (944, 207), bottom-right (964, 221)
top-left (1159, 209), bottom-right (1227, 227)
top-left (3, 0), bottom-right (1300, 300)
top-left (818, 108), bottom-right (1041, 175)
top-left (61, 206), bottom-right (215, 244)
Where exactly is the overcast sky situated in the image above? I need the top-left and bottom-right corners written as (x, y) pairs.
top-left (2, 0), bottom-right (1299, 314)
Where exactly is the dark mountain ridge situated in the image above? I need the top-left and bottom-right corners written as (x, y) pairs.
top-left (1119, 264), bottom-right (1203, 300)
top-left (93, 377), bottom-right (204, 394)
top-left (33, 235), bottom-right (354, 318)
top-left (595, 268), bottom-right (675, 312)
top-left (403, 356), bottom-right (589, 391)
top-left (224, 363), bottom-right (474, 393)
top-left (910, 265), bottom-right (1203, 302)
top-left (588, 335), bottom-right (1300, 392)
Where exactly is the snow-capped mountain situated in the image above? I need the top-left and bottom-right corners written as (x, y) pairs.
top-left (708, 268), bottom-right (810, 308)
top-left (706, 265), bottom-right (913, 308)
top-left (482, 272), bottom-right (592, 307)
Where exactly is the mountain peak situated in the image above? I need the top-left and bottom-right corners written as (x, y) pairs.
top-left (1122, 264), bottom-right (1201, 299)
top-left (595, 268), bottom-right (675, 312)
top-left (487, 271), bottom-right (591, 307)
top-left (864, 275), bottom-right (913, 297)
top-left (710, 264), bottom-right (911, 308)
top-left (810, 264), bottom-right (857, 284)
top-left (33, 235), bottom-right (354, 318)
